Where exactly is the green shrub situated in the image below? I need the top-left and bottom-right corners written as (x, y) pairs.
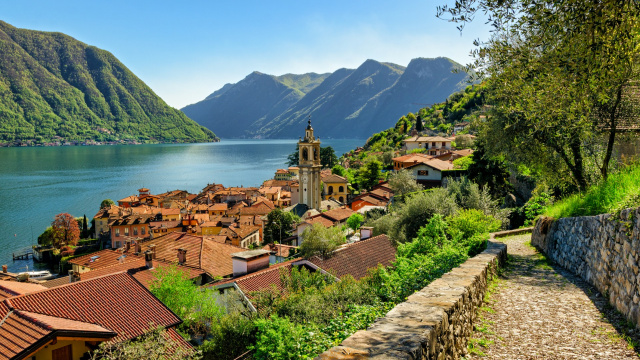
top-left (201, 312), bottom-right (256, 360)
top-left (446, 209), bottom-right (501, 240)
top-left (251, 315), bottom-right (332, 360)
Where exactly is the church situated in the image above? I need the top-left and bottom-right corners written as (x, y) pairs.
top-left (297, 118), bottom-right (322, 210)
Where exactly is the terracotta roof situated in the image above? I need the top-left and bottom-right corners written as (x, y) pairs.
top-left (118, 195), bottom-right (139, 203)
top-left (149, 220), bottom-right (182, 229)
top-left (42, 259), bottom-right (205, 290)
top-left (403, 136), bottom-right (451, 142)
top-left (392, 153), bottom-right (433, 163)
top-left (322, 174), bottom-right (348, 183)
top-left (208, 235), bottom-right (229, 244)
top-left (259, 186), bottom-right (281, 195)
top-left (161, 208), bottom-right (182, 216)
top-left (307, 234), bottom-right (396, 280)
top-left (201, 220), bottom-right (222, 228)
top-left (305, 216), bottom-right (334, 228)
top-left (369, 188), bottom-right (393, 199)
top-left (68, 249), bottom-right (142, 270)
top-left (213, 259), bottom-right (300, 296)
top-left (353, 194), bottom-right (389, 207)
top-left (405, 158), bottom-right (454, 171)
top-left (210, 203), bottom-right (228, 211)
top-left (239, 203), bottom-right (273, 216)
top-left (321, 207), bottom-right (356, 222)
top-left (0, 273), bottom-right (185, 359)
top-left (0, 282), bottom-right (47, 299)
top-left (110, 214), bottom-right (154, 227)
top-left (144, 232), bottom-right (243, 277)
top-left (275, 169), bottom-right (289, 174)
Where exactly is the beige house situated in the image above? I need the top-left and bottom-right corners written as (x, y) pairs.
top-left (403, 136), bottom-right (452, 155)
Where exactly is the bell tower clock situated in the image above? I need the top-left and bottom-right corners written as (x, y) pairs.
top-left (298, 117), bottom-right (322, 210)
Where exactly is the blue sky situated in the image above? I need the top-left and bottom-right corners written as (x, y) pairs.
top-left (2, 1), bottom-right (490, 109)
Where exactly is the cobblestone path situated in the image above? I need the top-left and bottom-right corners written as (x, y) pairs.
top-left (464, 234), bottom-right (640, 360)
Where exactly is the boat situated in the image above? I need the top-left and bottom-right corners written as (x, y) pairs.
top-left (17, 270), bottom-right (55, 281)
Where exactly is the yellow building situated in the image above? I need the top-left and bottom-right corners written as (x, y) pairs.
top-left (322, 174), bottom-right (350, 203)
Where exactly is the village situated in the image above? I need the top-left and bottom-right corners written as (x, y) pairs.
top-left (0, 120), bottom-right (476, 360)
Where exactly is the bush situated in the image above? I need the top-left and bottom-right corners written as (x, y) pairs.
top-left (201, 312), bottom-right (256, 360)
top-left (446, 209), bottom-right (501, 241)
top-left (251, 316), bottom-right (332, 360)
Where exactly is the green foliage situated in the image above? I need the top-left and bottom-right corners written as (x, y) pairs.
top-left (346, 213), bottom-right (364, 232)
top-left (387, 169), bottom-right (424, 197)
top-left (446, 209), bottom-right (501, 242)
top-left (149, 265), bottom-right (223, 334)
top-left (264, 208), bottom-right (299, 244)
top-left (251, 315), bottom-right (332, 360)
top-left (357, 159), bottom-right (382, 190)
top-left (37, 226), bottom-right (54, 246)
top-left (100, 199), bottom-right (115, 209)
top-left (452, 155), bottom-right (473, 170)
top-left (0, 21), bottom-right (217, 144)
top-left (299, 223), bottom-right (346, 259)
top-left (320, 146), bottom-right (338, 168)
top-left (89, 326), bottom-right (201, 360)
top-left (200, 312), bottom-right (256, 360)
top-left (544, 162), bottom-right (640, 218)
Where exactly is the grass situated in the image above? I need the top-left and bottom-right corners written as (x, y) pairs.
top-left (544, 163), bottom-right (640, 218)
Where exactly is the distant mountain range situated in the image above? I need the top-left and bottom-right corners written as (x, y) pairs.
top-left (182, 57), bottom-right (470, 139)
top-left (0, 21), bottom-right (217, 144)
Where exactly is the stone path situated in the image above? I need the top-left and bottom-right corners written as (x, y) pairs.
top-left (464, 234), bottom-right (640, 360)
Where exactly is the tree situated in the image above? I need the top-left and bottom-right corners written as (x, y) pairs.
top-left (454, 134), bottom-right (474, 149)
top-left (264, 208), bottom-right (298, 244)
top-left (452, 156), bottom-right (473, 170)
top-left (286, 147), bottom-right (299, 167)
top-left (346, 213), bottom-right (364, 232)
top-left (50, 213), bottom-right (80, 248)
top-left (82, 214), bottom-right (89, 238)
top-left (437, 0), bottom-right (640, 190)
top-left (416, 115), bottom-right (423, 132)
top-left (37, 227), bottom-right (54, 246)
top-left (100, 199), bottom-right (115, 209)
top-left (331, 165), bottom-right (346, 177)
top-left (299, 223), bottom-right (345, 259)
top-left (357, 159), bottom-right (382, 190)
top-left (320, 146), bottom-right (338, 168)
top-left (388, 169), bottom-right (424, 197)
top-left (89, 326), bottom-right (201, 360)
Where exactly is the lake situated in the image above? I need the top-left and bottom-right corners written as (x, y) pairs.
top-left (0, 139), bottom-right (362, 272)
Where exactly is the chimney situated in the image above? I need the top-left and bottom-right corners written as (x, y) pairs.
top-left (360, 226), bottom-right (373, 240)
top-left (231, 250), bottom-right (270, 277)
top-left (135, 242), bottom-right (142, 254)
top-left (144, 251), bottom-right (154, 269)
top-left (177, 248), bottom-right (187, 264)
top-left (1, 265), bottom-right (6, 273)
top-left (150, 244), bottom-right (156, 259)
top-left (124, 240), bottom-right (131, 252)
top-left (68, 270), bottom-right (80, 283)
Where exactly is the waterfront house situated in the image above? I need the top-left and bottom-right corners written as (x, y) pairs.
top-left (0, 272), bottom-right (190, 360)
top-left (116, 195), bottom-right (139, 208)
top-left (109, 214), bottom-right (153, 248)
top-left (274, 169), bottom-right (292, 180)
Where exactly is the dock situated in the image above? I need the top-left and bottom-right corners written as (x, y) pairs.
top-left (12, 252), bottom-right (32, 261)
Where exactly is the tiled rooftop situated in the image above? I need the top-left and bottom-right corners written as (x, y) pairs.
top-left (68, 249), bottom-right (141, 270)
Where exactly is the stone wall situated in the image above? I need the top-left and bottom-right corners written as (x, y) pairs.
top-left (316, 240), bottom-right (508, 360)
top-left (532, 207), bottom-right (640, 326)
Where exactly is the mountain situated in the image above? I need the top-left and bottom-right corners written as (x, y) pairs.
top-left (182, 72), bottom-right (331, 138)
top-left (0, 21), bottom-right (217, 144)
top-left (182, 57), bottom-right (470, 139)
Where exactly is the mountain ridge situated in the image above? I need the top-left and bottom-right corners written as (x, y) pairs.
top-left (0, 20), bottom-right (217, 144)
top-left (181, 57), bottom-right (470, 139)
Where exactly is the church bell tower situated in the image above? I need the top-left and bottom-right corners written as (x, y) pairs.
top-left (298, 117), bottom-right (322, 210)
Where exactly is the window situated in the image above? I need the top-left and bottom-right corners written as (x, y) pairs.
top-left (338, 186), bottom-right (344, 193)
top-left (418, 170), bottom-right (429, 176)
top-left (124, 227), bottom-right (129, 236)
top-left (328, 185), bottom-right (334, 194)
top-left (115, 228), bottom-right (120, 237)
top-left (432, 142), bottom-right (436, 147)
top-left (133, 227), bottom-right (138, 236)
top-left (115, 241), bottom-right (121, 248)
top-left (141, 227), bottom-right (146, 235)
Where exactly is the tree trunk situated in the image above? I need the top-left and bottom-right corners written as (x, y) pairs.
top-left (601, 85), bottom-right (624, 181)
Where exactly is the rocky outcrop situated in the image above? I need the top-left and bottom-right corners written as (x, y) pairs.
top-left (532, 207), bottom-right (640, 327)
top-left (316, 240), bottom-right (508, 360)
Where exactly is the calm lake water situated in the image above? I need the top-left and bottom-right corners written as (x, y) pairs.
top-left (0, 139), bottom-right (362, 272)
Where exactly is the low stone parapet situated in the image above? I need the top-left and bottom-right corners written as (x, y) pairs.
top-left (316, 240), bottom-right (508, 360)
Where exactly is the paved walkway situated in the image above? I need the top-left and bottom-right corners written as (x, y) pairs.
top-left (465, 234), bottom-right (640, 360)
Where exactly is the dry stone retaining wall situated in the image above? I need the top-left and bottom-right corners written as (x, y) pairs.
top-left (532, 206), bottom-right (640, 326)
top-left (316, 239), bottom-right (508, 360)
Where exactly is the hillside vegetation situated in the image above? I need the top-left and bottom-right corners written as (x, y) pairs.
top-left (0, 21), bottom-right (217, 144)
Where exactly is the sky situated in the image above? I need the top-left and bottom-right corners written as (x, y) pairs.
top-left (1, 1), bottom-right (490, 109)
